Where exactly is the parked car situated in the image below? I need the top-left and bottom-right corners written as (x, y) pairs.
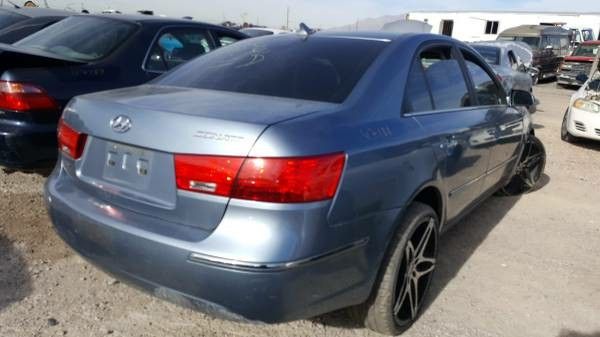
top-left (0, 14), bottom-right (246, 169)
top-left (45, 32), bottom-right (546, 335)
top-left (562, 66), bottom-right (600, 142)
top-left (557, 40), bottom-right (600, 87)
top-left (498, 25), bottom-right (571, 81)
top-left (239, 27), bottom-right (290, 37)
top-left (470, 41), bottom-right (534, 93)
top-left (0, 7), bottom-right (71, 43)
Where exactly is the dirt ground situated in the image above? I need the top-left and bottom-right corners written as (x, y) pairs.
top-left (1, 83), bottom-right (599, 337)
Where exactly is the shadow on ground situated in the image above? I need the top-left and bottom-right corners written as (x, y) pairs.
top-left (2, 167), bottom-right (52, 178)
top-left (0, 234), bottom-right (32, 312)
top-left (315, 174), bottom-right (551, 329)
top-left (569, 139), bottom-right (600, 152)
top-left (559, 330), bottom-right (600, 337)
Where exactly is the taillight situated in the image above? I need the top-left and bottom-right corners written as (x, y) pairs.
top-left (0, 80), bottom-right (58, 112)
top-left (175, 155), bottom-right (245, 197)
top-left (57, 119), bottom-right (87, 159)
top-left (174, 153), bottom-right (345, 203)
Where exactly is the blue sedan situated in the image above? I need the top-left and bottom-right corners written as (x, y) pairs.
top-left (45, 31), bottom-right (545, 335)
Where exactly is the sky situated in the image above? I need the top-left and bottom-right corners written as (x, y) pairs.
top-left (9, 0), bottom-right (600, 29)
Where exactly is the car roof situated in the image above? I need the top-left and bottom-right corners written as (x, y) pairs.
top-left (499, 25), bottom-right (570, 37)
top-left (316, 31), bottom-right (409, 42)
top-left (80, 13), bottom-right (222, 27)
top-left (0, 6), bottom-right (71, 18)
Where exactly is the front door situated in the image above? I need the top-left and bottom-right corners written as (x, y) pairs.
top-left (406, 44), bottom-right (493, 222)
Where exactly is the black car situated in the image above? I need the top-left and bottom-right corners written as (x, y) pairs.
top-left (0, 7), bottom-right (71, 43)
top-left (0, 14), bottom-right (246, 169)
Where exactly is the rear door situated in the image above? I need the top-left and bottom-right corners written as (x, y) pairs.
top-left (406, 43), bottom-right (494, 222)
top-left (460, 48), bottom-right (524, 192)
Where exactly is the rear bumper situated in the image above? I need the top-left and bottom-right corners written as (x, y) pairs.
top-left (0, 119), bottom-right (57, 168)
top-left (45, 166), bottom-right (388, 323)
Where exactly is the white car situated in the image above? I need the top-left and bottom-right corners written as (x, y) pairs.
top-left (562, 70), bottom-right (600, 142)
top-left (240, 27), bottom-right (291, 38)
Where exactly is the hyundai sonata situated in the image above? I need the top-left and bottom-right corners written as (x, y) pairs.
top-left (46, 32), bottom-right (545, 335)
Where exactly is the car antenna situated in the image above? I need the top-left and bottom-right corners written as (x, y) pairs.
top-left (299, 22), bottom-right (315, 38)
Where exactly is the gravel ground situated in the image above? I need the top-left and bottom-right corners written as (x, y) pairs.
top-left (1, 83), bottom-right (600, 337)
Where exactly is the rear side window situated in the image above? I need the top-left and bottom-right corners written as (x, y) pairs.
top-left (462, 51), bottom-right (506, 106)
top-left (420, 46), bottom-right (471, 110)
top-left (156, 35), bottom-right (388, 103)
top-left (146, 28), bottom-right (213, 72)
top-left (404, 57), bottom-right (433, 113)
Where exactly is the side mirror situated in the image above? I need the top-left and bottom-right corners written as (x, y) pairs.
top-left (512, 90), bottom-right (535, 107)
top-left (576, 73), bottom-right (589, 84)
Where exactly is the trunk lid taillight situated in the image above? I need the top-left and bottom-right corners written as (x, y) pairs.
top-left (0, 80), bottom-right (58, 112)
top-left (58, 119), bottom-right (87, 159)
top-left (175, 153), bottom-right (345, 203)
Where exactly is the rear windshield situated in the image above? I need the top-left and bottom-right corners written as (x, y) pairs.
top-left (0, 10), bottom-right (26, 30)
top-left (472, 46), bottom-right (500, 65)
top-left (499, 36), bottom-right (540, 50)
top-left (573, 44), bottom-right (599, 57)
top-left (14, 16), bottom-right (136, 61)
top-left (156, 35), bottom-right (388, 103)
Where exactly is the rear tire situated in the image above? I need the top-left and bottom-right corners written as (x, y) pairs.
top-left (498, 135), bottom-right (546, 196)
top-left (561, 110), bottom-right (577, 143)
top-left (355, 202), bottom-right (439, 336)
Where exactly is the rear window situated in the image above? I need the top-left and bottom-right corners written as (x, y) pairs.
top-left (156, 35), bottom-right (388, 103)
top-left (14, 16), bottom-right (136, 61)
top-left (0, 10), bottom-right (26, 30)
top-left (499, 36), bottom-right (540, 50)
top-left (472, 46), bottom-right (500, 65)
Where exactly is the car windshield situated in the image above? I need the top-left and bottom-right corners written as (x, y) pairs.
top-left (472, 46), bottom-right (500, 65)
top-left (499, 36), bottom-right (540, 50)
top-left (156, 35), bottom-right (388, 103)
top-left (14, 16), bottom-right (136, 61)
top-left (573, 44), bottom-right (599, 57)
top-left (0, 10), bottom-right (26, 30)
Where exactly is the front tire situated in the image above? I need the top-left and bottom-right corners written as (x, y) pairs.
top-left (561, 110), bottom-right (577, 143)
top-left (498, 135), bottom-right (546, 196)
top-left (357, 202), bottom-right (439, 335)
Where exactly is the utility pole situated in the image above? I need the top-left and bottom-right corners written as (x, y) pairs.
top-left (286, 6), bottom-right (290, 30)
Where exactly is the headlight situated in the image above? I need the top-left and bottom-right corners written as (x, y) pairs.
top-left (573, 98), bottom-right (600, 113)
top-left (562, 64), bottom-right (572, 70)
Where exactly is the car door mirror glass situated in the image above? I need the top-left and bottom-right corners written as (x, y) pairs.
top-left (511, 90), bottom-right (534, 106)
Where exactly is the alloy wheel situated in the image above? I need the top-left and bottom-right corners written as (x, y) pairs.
top-left (515, 137), bottom-right (545, 189)
top-left (393, 218), bottom-right (437, 325)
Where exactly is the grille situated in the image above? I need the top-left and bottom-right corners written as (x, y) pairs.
top-left (575, 121), bottom-right (587, 132)
top-left (596, 129), bottom-right (600, 136)
top-left (568, 62), bottom-right (592, 73)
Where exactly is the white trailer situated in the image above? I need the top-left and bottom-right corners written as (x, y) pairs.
top-left (406, 11), bottom-right (600, 42)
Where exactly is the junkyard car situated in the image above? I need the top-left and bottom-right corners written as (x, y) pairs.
top-left (470, 41), bottom-right (534, 93)
top-left (498, 25), bottom-right (571, 82)
top-left (557, 41), bottom-right (600, 87)
top-left (46, 32), bottom-right (546, 336)
top-left (0, 14), bottom-right (245, 169)
top-left (562, 67), bottom-right (600, 142)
